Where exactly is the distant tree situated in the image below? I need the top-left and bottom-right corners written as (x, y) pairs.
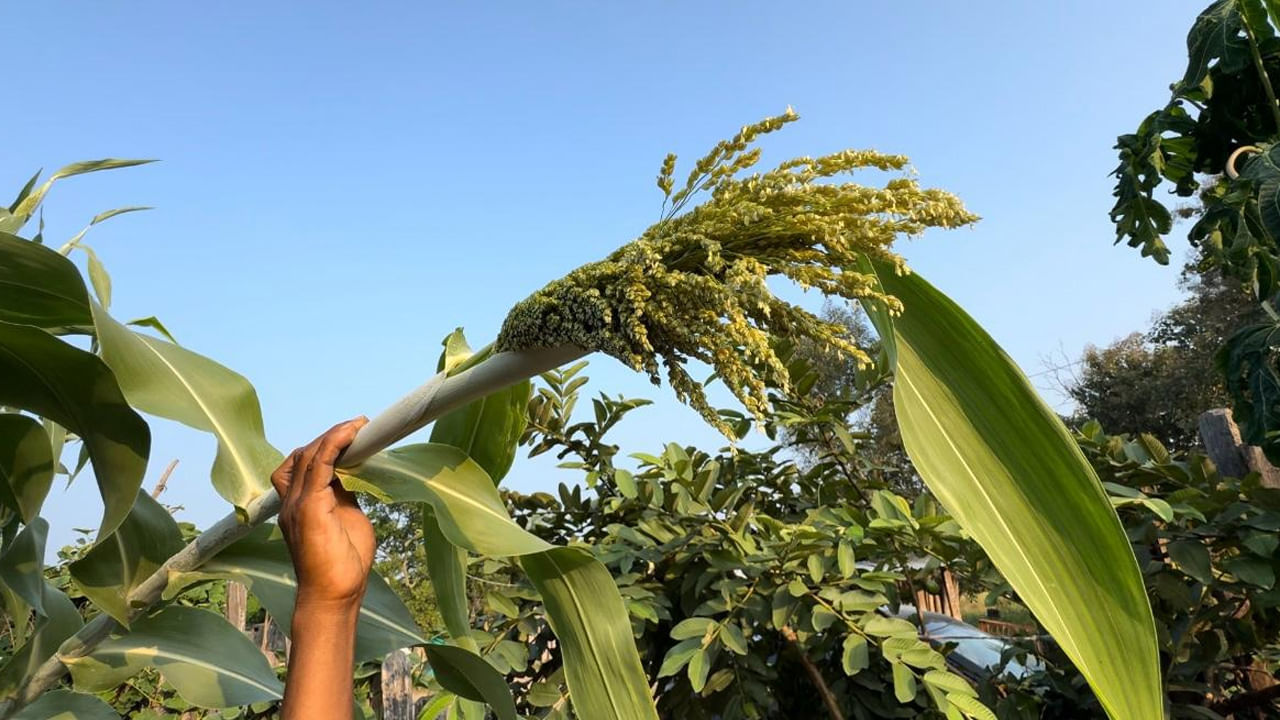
top-left (366, 503), bottom-right (444, 634)
top-left (1066, 267), bottom-right (1260, 449)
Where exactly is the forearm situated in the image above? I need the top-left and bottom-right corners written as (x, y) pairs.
top-left (282, 599), bottom-right (360, 720)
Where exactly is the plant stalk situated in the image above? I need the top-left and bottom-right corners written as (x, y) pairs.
top-left (0, 344), bottom-right (586, 717)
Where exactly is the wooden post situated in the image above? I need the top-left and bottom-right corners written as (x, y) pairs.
top-left (1198, 409), bottom-right (1280, 488)
top-left (380, 649), bottom-right (413, 720)
top-left (225, 581), bottom-right (248, 631)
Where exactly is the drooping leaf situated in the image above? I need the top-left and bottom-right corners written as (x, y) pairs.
top-left (1180, 0), bottom-right (1251, 89)
top-left (343, 447), bottom-right (657, 719)
top-left (63, 605), bottom-right (283, 708)
top-left (164, 523), bottom-right (422, 661)
top-left (126, 316), bottom-right (177, 344)
top-left (6, 159), bottom-right (156, 230)
top-left (10, 689), bottom-right (119, 720)
top-left (522, 548), bottom-right (659, 720)
top-left (423, 644), bottom-right (518, 720)
top-left (0, 584), bottom-right (83, 696)
top-left (0, 519), bottom-right (49, 617)
top-left (0, 320), bottom-right (149, 538)
top-left (90, 302), bottom-right (279, 511)
top-left (339, 444), bottom-right (553, 557)
top-left (0, 414), bottom-right (54, 523)
top-left (0, 233), bottom-right (93, 330)
top-left (69, 490), bottom-right (184, 626)
top-left (423, 507), bottom-right (473, 644)
top-left (861, 262), bottom-right (1161, 720)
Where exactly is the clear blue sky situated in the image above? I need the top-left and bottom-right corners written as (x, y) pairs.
top-left (12, 1), bottom-right (1203, 553)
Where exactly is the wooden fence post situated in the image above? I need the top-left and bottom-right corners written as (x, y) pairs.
top-left (225, 581), bottom-right (247, 631)
top-left (380, 649), bottom-right (413, 720)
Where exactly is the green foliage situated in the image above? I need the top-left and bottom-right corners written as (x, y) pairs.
top-left (490, 362), bottom-right (995, 720)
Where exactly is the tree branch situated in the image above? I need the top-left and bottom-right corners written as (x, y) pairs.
top-left (1209, 680), bottom-right (1280, 716)
top-left (780, 626), bottom-right (845, 720)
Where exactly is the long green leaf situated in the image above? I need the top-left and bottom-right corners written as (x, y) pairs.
top-left (862, 262), bottom-right (1161, 720)
top-left (0, 583), bottom-right (83, 698)
top-left (0, 321), bottom-right (149, 538)
top-left (0, 233), bottom-right (93, 330)
top-left (424, 644), bottom-right (519, 720)
top-left (5, 159), bottom-right (155, 231)
top-left (522, 548), bottom-right (659, 720)
top-left (62, 605), bottom-right (283, 708)
top-left (10, 689), bottom-right (118, 720)
top-left (0, 519), bottom-right (48, 617)
top-left (165, 523), bottom-right (423, 662)
top-left (342, 448), bottom-right (658, 720)
top-left (340, 444), bottom-right (553, 557)
top-left (69, 490), bottom-right (184, 626)
top-left (0, 414), bottom-right (55, 524)
top-left (423, 508), bottom-right (472, 642)
top-left (91, 302), bottom-right (280, 512)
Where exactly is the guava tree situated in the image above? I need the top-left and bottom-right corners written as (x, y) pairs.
top-left (0, 113), bottom-right (1158, 719)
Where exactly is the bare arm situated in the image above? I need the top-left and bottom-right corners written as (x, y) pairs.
top-left (269, 418), bottom-right (374, 720)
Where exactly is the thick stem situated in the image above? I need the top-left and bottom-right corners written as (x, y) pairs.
top-left (0, 344), bottom-right (587, 718)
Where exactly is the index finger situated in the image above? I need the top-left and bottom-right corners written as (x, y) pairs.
top-left (303, 416), bottom-right (368, 495)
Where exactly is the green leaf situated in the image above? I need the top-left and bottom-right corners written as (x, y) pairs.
top-left (0, 320), bottom-right (149, 538)
top-left (837, 540), bottom-right (856, 579)
top-left (670, 617), bottom-right (715, 641)
top-left (9, 159), bottom-right (156, 228)
top-left (861, 262), bottom-right (1162, 720)
top-left (1168, 539), bottom-right (1214, 585)
top-left (429, 329), bottom-right (531, 485)
top-left (486, 590), bottom-right (521, 618)
top-left (922, 669), bottom-right (976, 698)
top-left (1180, 0), bottom-right (1250, 89)
top-left (125, 316), bottom-right (178, 344)
top-left (891, 661), bottom-right (917, 703)
top-left (0, 414), bottom-right (55, 523)
top-left (522, 547), bottom-right (659, 720)
top-left (79, 246), bottom-right (111, 310)
top-left (10, 689), bottom-right (119, 720)
top-left (422, 507), bottom-right (473, 646)
top-left (841, 634), bottom-right (869, 675)
top-left (0, 518), bottom-right (48, 616)
top-left (657, 638), bottom-right (701, 677)
top-left (720, 622), bottom-right (748, 655)
top-left (687, 648), bottom-right (710, 693)
top-left (1225, 555), bottom-right (1275, 588)
top-left (948, 693), bottom-right (997, 720)
top-left (91, 303), bottom-right (279, 511)
top-left (339, 444), bottom-right (552, 557)
top-left (0, 233), bottom-right (93, 330)
top-left (70, 490), bottom-right (184, 625)
top-left (63, 606), bottom-right (283, 708)
top-left (0, 583), bottom-right (82, 696)
top-left (165, 523), bottom-right (423, 661)
top-left (862, 616), bottom-right (916, 638)
top-left (343, 447), bottom-right (656, 719)
top-left (423, 644), bottom-right (518, 720)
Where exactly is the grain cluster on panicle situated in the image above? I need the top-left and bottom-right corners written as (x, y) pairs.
top-left (497, 109), bottom-right (976, 436)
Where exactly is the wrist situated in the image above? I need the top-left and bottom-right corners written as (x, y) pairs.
top-left (293, 591), bottom-right (364, 626)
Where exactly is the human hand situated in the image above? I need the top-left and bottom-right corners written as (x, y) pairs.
top-left (270, 417), bottom-right (375, 611)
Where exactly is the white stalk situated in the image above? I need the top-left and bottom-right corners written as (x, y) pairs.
top-left (0, 343), bottom-right (587, 718)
